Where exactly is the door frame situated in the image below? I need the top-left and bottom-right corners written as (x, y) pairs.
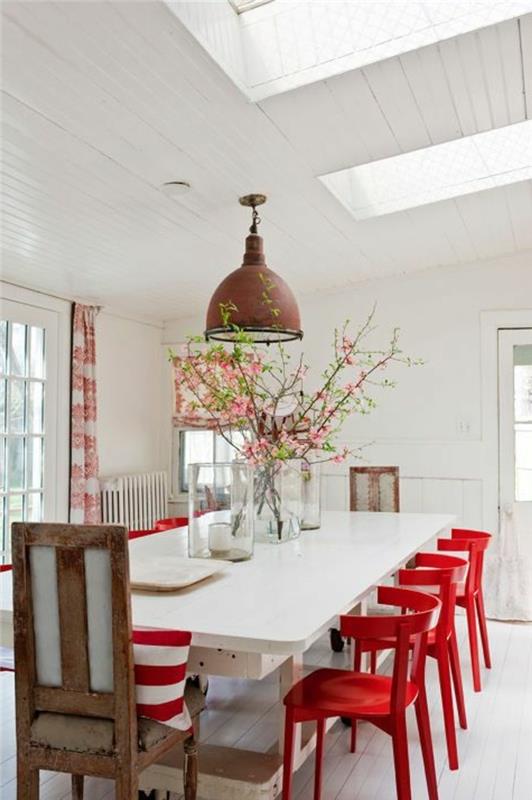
top-left (480, 310), bottom-right (532, 534)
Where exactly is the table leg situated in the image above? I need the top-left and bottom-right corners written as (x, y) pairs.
top-left (278, 654), bottom-right (303, 755)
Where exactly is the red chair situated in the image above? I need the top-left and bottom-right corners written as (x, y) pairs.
top-left (438, 528), bottom-right (492, 692)
top-left (0, 563), bottom-right (14, 672)
top-left (128, 528), bottom-right (157, 540)
top-left (282, 586), bottom-right (441, 800)
top-left (154, 517), bottom-right (188, 531)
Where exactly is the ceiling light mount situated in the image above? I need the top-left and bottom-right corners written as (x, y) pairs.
top-left (204, 194), bottom-right (303, 344)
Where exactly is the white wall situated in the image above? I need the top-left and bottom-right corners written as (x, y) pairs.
top-left (163, 249), bottom-right (532, 532)
top-left (96, 312), bottom-right (165, 477)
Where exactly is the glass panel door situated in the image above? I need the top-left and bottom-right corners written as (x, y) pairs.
top-left (498, 329), bottom-right (532, 509)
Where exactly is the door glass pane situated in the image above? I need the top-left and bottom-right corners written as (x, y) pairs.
top-left (9, 379), bottom-right (26, 433)
top-left (514, 344), bottom-right (532, 502)
top-left (9, 323), bottom-right (27, 376)
top-left (28, 382), bottom-right (44, 433)
top-left (29, 326), bottom-right (45, 379)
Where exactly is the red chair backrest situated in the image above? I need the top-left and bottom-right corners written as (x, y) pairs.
top-left (340, 587), bottom-right (440, 714)
top-left (437, 537), bottom-right (481, 595)
top-left (451, 528), bottom-right (491, 588)
top-left (398, 553), bottom-right (468, 638)
top-left (0, 564), bottom-right (12, 573)
top-left (154, 517), bottom-right (188, 531)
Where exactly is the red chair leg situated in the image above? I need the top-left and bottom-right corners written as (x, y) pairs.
top-left (314, 719), bottom-right (325, 800)
top-left (448, 629), bottom-right (467, 730)
top-left (436, 642), bottom-right (459, 770)
top-left (350, 718), bottom-right (357, 753)
top-left (465, 597), bottom-right (482, 692)
top-left (475, 589), bottom-right (492, 669)
top-left (282, 708), bottom-right (296, 800)
top-left (391, 713), bottom-right (412, 800)
top-left (414, 688), bottom-right (439, 800)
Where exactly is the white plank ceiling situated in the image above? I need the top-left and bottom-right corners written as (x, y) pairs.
top-left (1, 1), bottom-right (532, 321)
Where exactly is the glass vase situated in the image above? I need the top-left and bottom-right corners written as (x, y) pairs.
top-left (254, 460), bottom-right (302, 544)
top-left (301, 462), bottom-right (321, 530)
top-left (188, 462), bottom-right (254, 561)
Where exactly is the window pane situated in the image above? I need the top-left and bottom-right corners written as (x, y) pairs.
top-left (29, 326), bottom-right (45, 379)
top-left (8, 438), bottom-right (25, 491)
top-left (9, 323), bottom-right (27, 376)
top-left (8, 493), bottom-right (24, 530)
top-left (27, 436), bottom-right (43, 490)
top-left (179, 430), bottom-right (214, 492)
top-left (28, 382), bottom-right (44, 434)
top-left (9, 379), bottom-right (26, 433)
top-left (514, 345), bottom-right (532, 501)
top-left (215, 432), bottom-right (245, 462)
top-left (0, 379), bottom-right (5, 434)
top-left (0, 496), bottom-right (5, 554)
top-left (0, 438), bottom-right (5, 491)
top-left (0, 320), bottom-right (6, 375)
top-left (27, 492), bottom-right (42, 522)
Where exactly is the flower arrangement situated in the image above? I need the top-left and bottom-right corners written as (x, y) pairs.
top-left (171, 304), bottom-right (415, 470)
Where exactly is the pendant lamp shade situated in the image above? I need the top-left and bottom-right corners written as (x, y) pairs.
top-left (204, 195), bottom-right (303, 343)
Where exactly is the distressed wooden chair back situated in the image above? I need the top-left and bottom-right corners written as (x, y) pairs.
top-left (349, 466), bottom-right (400, 512)
top-left (12, 522), bottom-right (138, 796)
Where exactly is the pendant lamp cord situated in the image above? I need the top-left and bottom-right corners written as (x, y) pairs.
top-left (249, 204), bottom-right (261, 234)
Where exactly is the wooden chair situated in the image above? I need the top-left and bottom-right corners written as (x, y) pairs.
top-left (330, 467), bottom-right (401, 652)
top-left (12, 522), bottom-right (204, 800)
top-left (349, 466), bottom-right (400, 512)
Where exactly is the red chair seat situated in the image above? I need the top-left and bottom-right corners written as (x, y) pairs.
top-left (285, 668), bottom-right (418, 718)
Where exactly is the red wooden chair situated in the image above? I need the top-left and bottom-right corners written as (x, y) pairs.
top-left (0, 563), bottom-right (14, 672)
top-left (438, 528), bottom-right (492, 692)
top-left (154, 517), bottom-right (188, 531)
top-left (282, 586), bottom-right (441, 800)
top-left (355, 553), bottom-right (468, 770)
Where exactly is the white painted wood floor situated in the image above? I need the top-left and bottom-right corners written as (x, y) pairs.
top-left (1, 616), bottom-right (531, 799)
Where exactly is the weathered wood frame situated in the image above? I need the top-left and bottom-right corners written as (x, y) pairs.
top-left (12, 522), bottom-right (198, 800)
top-left (349, 466), bottom-right (400, 513)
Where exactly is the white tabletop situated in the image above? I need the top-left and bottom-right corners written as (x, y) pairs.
top-left (0, 511), bottom-right (454, 656)
top-left (129, 511), bottom-right (454, 655)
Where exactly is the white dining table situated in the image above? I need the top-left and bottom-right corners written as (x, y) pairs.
top-left (0, 510), bottom-right (455, 799)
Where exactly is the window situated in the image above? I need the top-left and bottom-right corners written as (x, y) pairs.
top-left (1, 286), bottom-right (71, 557)
top-left (0, 319), bottom-right (46, 551)
top-left (174, 429), bottom-right (245, 494)
top-left (229, 0), bottom-right (274, 14)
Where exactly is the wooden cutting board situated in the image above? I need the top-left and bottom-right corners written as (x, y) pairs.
top-left (130, 556), bottom-right (227, 592)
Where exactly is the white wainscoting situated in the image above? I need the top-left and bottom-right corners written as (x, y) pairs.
top-left (321, 471), bottom-right (482, 529)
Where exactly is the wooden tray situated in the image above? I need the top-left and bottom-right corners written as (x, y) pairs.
top-left (130, 557), bottom-right (226, 592)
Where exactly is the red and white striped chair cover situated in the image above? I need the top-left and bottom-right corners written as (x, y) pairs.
top-left (133, 627), bottom-right (192, 731)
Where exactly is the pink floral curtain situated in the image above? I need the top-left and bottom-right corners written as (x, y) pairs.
top-left (172, 354), bottom-right (218, 430)
top-left (70, 304), bottom-right (101, 523)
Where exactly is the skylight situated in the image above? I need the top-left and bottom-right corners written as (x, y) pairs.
top-left (229, 0), bottom-right (274, 13)
top-left (318, 121), bottom-right (532, 220)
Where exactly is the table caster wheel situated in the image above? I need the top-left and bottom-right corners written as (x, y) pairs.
top-left (330, 627), bottom-right (345, 652)
top-left (341, 716), bottom-right (352, 727)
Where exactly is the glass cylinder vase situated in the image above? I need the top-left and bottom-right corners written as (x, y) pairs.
top-left (188, 462), bottom-right (254, 561)
top-left (301, 462), bottom-right (321, 530)
top-left (254, 460), bottom-right (302, 544)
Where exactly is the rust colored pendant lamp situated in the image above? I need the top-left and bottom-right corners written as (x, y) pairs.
top-left (205, 194), bottom-right (303, 343)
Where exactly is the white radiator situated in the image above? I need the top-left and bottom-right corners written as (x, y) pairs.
top-left (99, 471), bottom-right (168, 531)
